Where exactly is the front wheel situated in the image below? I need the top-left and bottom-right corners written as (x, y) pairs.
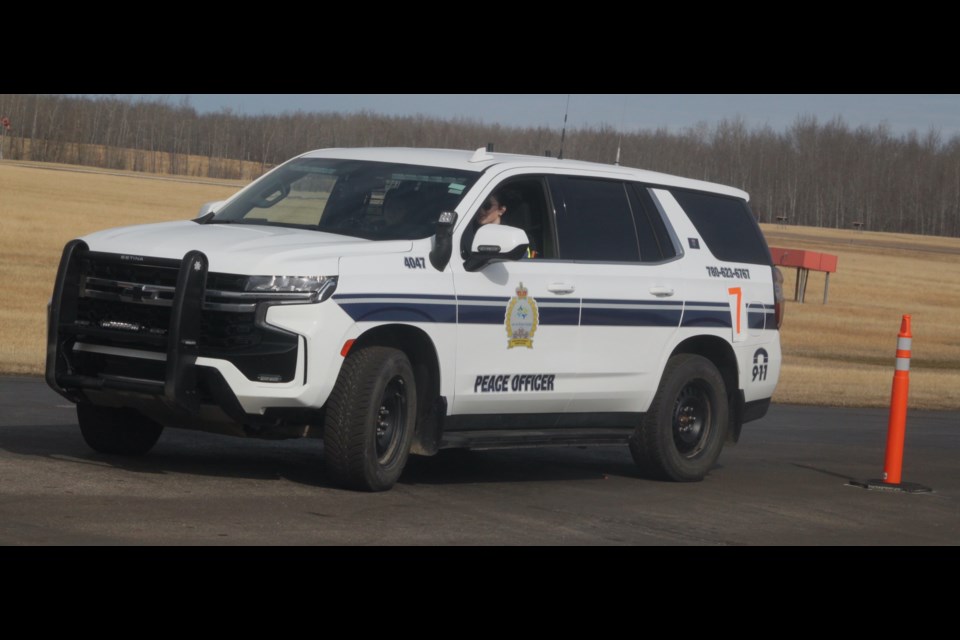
top-left (629, 354), bottom-right (729, 482)
top-left (323, 346), bottom-right (417, 491)
top-left (76, 403), bottom-right (164, 456)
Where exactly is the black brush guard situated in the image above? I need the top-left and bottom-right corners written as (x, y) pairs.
top-left (46, 239), bottom-right (208, 415)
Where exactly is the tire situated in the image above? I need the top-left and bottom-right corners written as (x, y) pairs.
top-left (323, 346), bottom-right (417, 491)
top-left (629, 354), bottom-right (729, 482)
top-left (76, 403), bottom-right (164, 456)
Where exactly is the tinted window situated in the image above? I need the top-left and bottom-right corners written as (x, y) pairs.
top-left (627, 184), bottom-right (678, 262)
top-left (551, 176), bottom-right (640, 262)
top-left (671, 190), bottom-right (771, 265)
top-left (215, 158), bottom-right (478, 240)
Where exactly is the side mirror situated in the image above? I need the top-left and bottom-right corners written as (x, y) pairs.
top-left (464, 224), bottom-right (530, 272)
top-left (197, 200), bottom-right (225, 217)
top-left (430, 211), bottom-right (459, 272)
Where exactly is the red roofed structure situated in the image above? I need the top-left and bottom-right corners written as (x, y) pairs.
top-left (769, 247), bottom-right (838, 303)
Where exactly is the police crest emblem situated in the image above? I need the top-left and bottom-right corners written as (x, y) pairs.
top-left (505, 282), bottom-right (539, 349)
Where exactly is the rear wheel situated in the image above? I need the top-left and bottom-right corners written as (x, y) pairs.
top-left (629, 354), bottom-right (728, 481)
top-left (323, 347), bottom-right (417, 491)
top-left (76, 403), bottom-right (164, 456)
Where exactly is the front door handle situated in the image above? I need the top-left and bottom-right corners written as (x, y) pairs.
top-left (547, 283), bottom-right (576, 295)
top-left (649, 286), bottom-right (675, 297)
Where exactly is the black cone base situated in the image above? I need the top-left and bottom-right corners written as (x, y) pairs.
top-left (849, 479), bottom-right (933, 493)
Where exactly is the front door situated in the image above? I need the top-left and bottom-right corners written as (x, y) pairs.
top-left (450, 177), bottom-right (578, 420)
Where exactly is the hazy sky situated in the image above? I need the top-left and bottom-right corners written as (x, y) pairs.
top-left (105, 94), bottom-right (960, 140)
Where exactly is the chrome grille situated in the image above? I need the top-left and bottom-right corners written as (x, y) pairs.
top-left (76, 254), bottom-right (263, 351)
top-left (82, 272), bottom-right (316, 313)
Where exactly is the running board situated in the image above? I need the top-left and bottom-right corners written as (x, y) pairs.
top-left (439, 428), bottom-right (634, 451)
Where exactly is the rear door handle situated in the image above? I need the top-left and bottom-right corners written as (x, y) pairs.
top-left (547, 283), bottom-right (576, 295)
top-left (649, 286), bottom-right (675, 297)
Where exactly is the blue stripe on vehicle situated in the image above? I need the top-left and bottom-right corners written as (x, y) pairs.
top-left (581, 299), bottom-right (684, 327)
top-left (457, 295), bottom-right (581, 325)
top-left (334, 293), bottom-right (456, 301)
top-left (457, 298), bottom-right (508, 324)
top-left (457, 295), bottom-right (510, 303)
top-left (339, 303), bottom-right (458, 323)
top-left (334, 295), bottom-right (457, 323)
top-left (583, 298), bottom-right (686, 307)
top-left (335, 293), bottom-right (742, 329)
top-left (581, 307), bottom-right (684, 327)
top-left (681, 310), bottom-right (732, 328)
top-left (536, 301), bottom-right (581, 326)
top-left (748, 311), bottom-right (765, 330)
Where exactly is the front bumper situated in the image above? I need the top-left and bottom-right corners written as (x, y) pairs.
top-left (46, 240), bottom-right (351, 420)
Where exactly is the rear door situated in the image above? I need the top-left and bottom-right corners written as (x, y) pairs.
top-left (547, 176), bottom-right (684, 414)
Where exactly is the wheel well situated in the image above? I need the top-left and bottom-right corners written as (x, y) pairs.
top-left (670, 335), bottom-right (744, 443)
top-left (349, 324), bottom-right (442, 455)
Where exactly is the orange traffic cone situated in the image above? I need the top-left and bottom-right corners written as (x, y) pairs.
top-left (851, 316), bottom-right (931, 493)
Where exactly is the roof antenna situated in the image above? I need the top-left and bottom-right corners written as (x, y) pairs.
top-left (614, 95), bottom-right (626, 166)
top-left (558, 94), bottom-right (570, 160)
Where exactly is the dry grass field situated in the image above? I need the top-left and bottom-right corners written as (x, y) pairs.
top-left (762, 225), bottom-right (960, 410)
top-left (0, 161), bottom-right (244, 375)
top-left (3, 136), bottom-right (270, 180)
top-left (1, 159), bottom-right (957, 409)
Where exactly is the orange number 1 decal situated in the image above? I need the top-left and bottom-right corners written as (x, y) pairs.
top-left (728, 287), bottom-right (742, 335)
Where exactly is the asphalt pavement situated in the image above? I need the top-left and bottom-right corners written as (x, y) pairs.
top-left (1, 375), bottom-right (957, 545)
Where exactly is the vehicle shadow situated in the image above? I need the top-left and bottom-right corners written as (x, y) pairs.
top-left (401, 446), bottom-right (651, 486)
top-left (0, 423), bottom-right (649, 489)
top-left (0, 422), bottom-right (332, 487)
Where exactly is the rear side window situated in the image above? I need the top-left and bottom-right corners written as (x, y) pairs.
top-left (628, 184), bottom-right (678, 262)
top-left (550, 176), bottom-right (640, 262)
top-left (670, 190), bottom-right (771, 265)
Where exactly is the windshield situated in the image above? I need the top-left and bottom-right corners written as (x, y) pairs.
top-left (213, 157), bottom-right (479, 240)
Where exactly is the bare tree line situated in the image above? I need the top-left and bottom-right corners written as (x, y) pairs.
top-left (1, 94), bottom-right (958, 237)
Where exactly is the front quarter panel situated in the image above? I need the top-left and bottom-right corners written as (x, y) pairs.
top-left (333, 240), bottom-right (457, 398)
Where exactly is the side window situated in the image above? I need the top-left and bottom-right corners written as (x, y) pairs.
top-left (460, 176), bottom-right (557, 260)
top-left (627, 183), bottom-right (678, 262)
top-left (670, 189), bottom-right (771, 265)
top-left (499, 178), bottom-right (556, 259)
top-left (550, 176), bottom-right (640, 262)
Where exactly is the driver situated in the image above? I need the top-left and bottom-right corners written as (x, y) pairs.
top-left (381, 188), bottom-right (420, 233)
top-left (472, 188), bottom-right (537, 258)
top-left (476, 192), bottom-right (507, 225)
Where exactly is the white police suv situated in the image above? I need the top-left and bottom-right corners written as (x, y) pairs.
top-left (46, 147), bottom-right (784, 491)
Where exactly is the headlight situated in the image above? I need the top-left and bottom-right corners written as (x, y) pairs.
top-left (244, 275), bottom-right (338, 302)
